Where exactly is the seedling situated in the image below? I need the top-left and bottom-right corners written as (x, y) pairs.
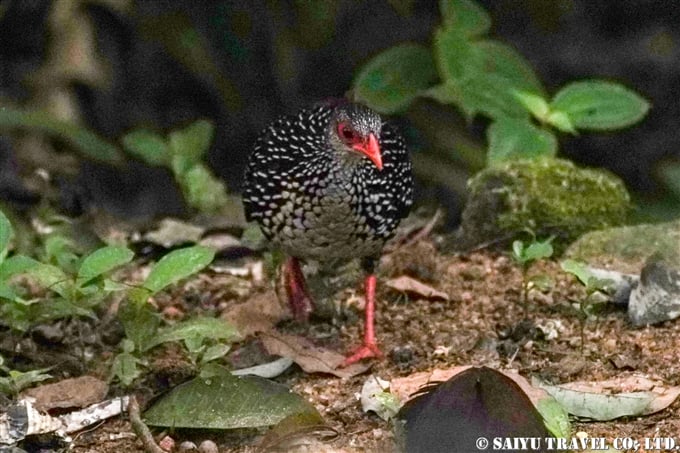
top-left (511, 235), bottom-right (554, 318)
top-left (560, 259), bottom-right (616, 354)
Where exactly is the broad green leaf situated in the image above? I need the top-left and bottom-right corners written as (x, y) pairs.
top-left (178, 164), bottom-right (229, 212)
top-left (0, 209), bottom-right (11, 264)
top-left (524, 239), bottom-right (554, 261)
top-left (439, 76), bottom-right (530, 120)
top-left (111, 352), bottom-right (143, 387)
top-left (353, 44), bottom-right (437, 114)
top-left (439, 0), bottom-right (491, 37)
top-left (169, 120), bottom-right (214, 166)
top-left (475, 41), bottom-right (544, 96)
top-left (487, 118), bottom-right (557, 165)
top-left (121, 130), bottom-right (169, 166)
top-left (144, 245), bottom-right (214, 294)
top-left (118, 300), bottom-right (161, 351)
top-left (551, 81), bottom-right (650, 130)
top-left (513, 90), bottom-right (550, 120)
top-left (4, 368), bottom-right (51, 394)
top-left (27, 263), bottom-right (72, 299)
top-left (144, 368), bottom-right (320, 429)
top-left (202, 344), bottom-right (231, 363)
top-left (560, 259), bottom-right (593, 286)
top-left (423, 83), bottom-right (475, 120)
top-left (0, 255), bottom-right (40, 280)
top-left (0, 283), bottom-right (17, 301)
top-left (144, 317), bottom-right (240, 351)
top-left (29, 297), bottom-right (97, 323)
top-left (434, 26), bottom-right (479, 81)
top-left (77, 246), bottom-right (134, 285)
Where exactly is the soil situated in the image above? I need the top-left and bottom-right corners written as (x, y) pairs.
top-left (5, 239), bottom-right (680, 452)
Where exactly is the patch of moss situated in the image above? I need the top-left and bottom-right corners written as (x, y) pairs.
top-left (455, 158), bottom-right (631, 251)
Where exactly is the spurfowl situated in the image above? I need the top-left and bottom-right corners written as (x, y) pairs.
top-left (242, 100), bottom-right (413, 365)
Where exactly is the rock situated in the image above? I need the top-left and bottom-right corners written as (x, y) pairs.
top-left (628, 255), bottom-right (680, 326)
top-left (451, 158), bottom-right (630, 251)
top-left (565, 219), bottom-right (680, 274)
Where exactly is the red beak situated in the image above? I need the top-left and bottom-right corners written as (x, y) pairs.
top-left (353, 133), bottom-right (383, 170)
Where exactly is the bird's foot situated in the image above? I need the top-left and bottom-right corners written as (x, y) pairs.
top-left (340, 342), bottom-right (383, 367)
top-left (283, 257), bottom-right (315, 322)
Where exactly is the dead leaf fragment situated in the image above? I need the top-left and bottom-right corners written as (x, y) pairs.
top-left (385, 276), bottom-right (449, 301)
top-left (221, 290), bottom-right (289, 337)
top-left (260, 331), bottom-right (370, 379)
top-left (21, 375), bottom-right (108, 411)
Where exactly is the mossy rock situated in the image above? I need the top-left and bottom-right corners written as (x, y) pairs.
top-left (565, 219), bottom-right (680, 273)
top-left (452, 158), bottom-right (631, 252)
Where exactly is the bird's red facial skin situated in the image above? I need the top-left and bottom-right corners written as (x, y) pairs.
top-left (337, 123), bottom-right (383, 171)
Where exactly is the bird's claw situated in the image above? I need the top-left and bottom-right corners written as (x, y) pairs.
top-left (340, 342), bottom-right (383, 367)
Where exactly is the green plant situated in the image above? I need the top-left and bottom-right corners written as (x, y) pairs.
top-left (560, 259), bottom-right (615, 353)
top-left (353, 0), bottom-right (649, 166)
top-left (113, 245), bottom-right (239, 386)
top-left (122, 120), bottom-right (229, 213)
top-left (511, 235), bottom-right (554, 317)
top-left (0, 355), bottom-right (51, 396)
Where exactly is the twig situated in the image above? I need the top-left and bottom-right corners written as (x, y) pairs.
top-left (128, 396), bottom-right (165, 453)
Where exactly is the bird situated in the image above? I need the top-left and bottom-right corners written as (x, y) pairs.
top-left (242, 100), bottom-right (413, 366)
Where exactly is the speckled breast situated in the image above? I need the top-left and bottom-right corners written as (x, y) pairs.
top-left (267, 182), bottom-right (385, 262)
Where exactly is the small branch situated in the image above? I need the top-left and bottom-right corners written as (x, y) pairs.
top-left (128, 396), bottom-right (165, 453)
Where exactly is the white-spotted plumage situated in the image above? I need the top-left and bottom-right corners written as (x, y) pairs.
top-left (243, 101), bottom-right (413, 263)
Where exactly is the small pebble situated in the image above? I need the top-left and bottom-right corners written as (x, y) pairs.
top-left (198, 440), bottom-right (219, 453)
top-left (178, 441), bottom-right (198, 452)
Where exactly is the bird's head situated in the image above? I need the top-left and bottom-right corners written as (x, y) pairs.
top-left (328, 103), bottom-right (383, 171)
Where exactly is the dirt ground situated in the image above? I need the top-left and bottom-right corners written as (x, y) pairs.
top-left (8, 238), bottom-right (680, 452)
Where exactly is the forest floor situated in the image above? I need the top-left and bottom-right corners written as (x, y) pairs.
top-left (6, 238), bottom-right (680, 453)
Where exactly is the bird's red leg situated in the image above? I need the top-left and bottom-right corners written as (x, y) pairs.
top-left (341, 273), bottom-right (383, 367)
top-left (283, 257), bottom-right (314, 321)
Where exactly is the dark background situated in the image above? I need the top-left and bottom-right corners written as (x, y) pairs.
top-left (1, 0), bottom-right (678, 225)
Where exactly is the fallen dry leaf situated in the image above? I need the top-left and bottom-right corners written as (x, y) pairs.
top-left (549, 375), bottom-right (680, 416)
top-left (391, 366), bottom-right (548, 407)
top-left (260, 331), bottom-right (370, 379)
top-left (221, 289), bottom-right (289, 337)
top-left (21, 375), bottom-right (108, 411)
top-left (385, 276), bottom-right (449, 301)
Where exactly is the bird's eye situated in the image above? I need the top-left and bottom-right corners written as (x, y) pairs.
top-left (338, 123), bottom-right (358, 143)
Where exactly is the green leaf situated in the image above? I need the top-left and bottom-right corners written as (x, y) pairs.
top-left (513, 90), bottom-right (550, 120)
top-left (439, 0), bottom-right (491, 37)
top-left (121, 130), bottom-right (170, 166)
top-left (657, 161), bottom-right (680, 201)
top-left (560, 259), bottom-right (593, 286)
top-left (77, 246), bottom-right (134, 286)
top-left (118, 299), bottom-right (160, 351)
top-left (0, 255), bottom-right (40, 281)
top-left (535, 394), bottom-right (571, 438)
top-left (111, 352), bottom-right (143, 387)
top-left (487, 118), bottom-right (557, 165)
top-left (144, 368), bottom-right (320, 429)
top-left (353, 44), bottom-right (438, 114)
top-left (177, 164), bottom-right (229, 212)
top-left (475, 41), bottom-right (544, 96)
top-left (524, 239), bottom-right (554, 261)
top-left (550, 80), bottom-right (650, 130)
top-left (546, 110), bottom-right (577, 134)
top-left (44, 235), bottom-right (79, 273)
top-left (3, 368), bottom-right (51, 395)
top-left (144, 245), bottom-right (214, 294)
top-left (0, 209), bottom-right (11, 264)
top-left (169, 120), bottom-right (215, 167)
top-left (512, 240), bottom-right (525, 262)
top-left (27, 263), bottom-right (72, 299)
top-left (202, 344), bottom-right (231, 363)
top-left (144, 317), bottom-right (240, 351)
top-left (0, 283), bottom-right (18, 301)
